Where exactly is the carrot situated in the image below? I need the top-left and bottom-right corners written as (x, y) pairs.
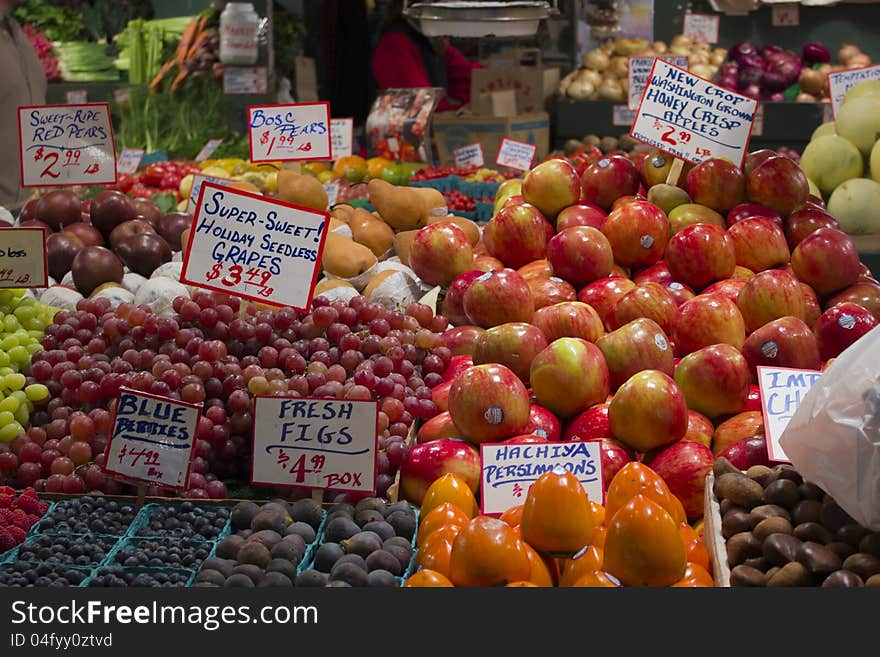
top-left (177, 15), bottom-right (207, 67)
top-left (149, 59), bottom-right (176, 93)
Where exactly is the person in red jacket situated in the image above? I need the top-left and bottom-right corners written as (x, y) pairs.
top-left (371, 0), bottom-right (481, 112)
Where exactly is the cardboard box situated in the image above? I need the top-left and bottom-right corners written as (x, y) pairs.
top-left (471, 48), bottom-right (560, 115)
top-left (431, 110), bottom-right (550, 167)
top-left (703, 471), bottom-right (732, 587)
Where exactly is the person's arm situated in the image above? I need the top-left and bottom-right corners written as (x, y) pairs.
top-left (371, 31), bottom-right (432, 89)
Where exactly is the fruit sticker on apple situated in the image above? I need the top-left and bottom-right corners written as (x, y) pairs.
top-left (247, 101), bottom-right (332, 162)
top-left (495, 138), bottom-right (537, 172)
top-left (251, 397), bottom-right (378, 494)
top-left (18, 103), bottom-right (117, 187)
top-left (629, 60), bottom-right (757, 168)
top-left (480, 440), bottom-right (605, 515)
top-left (180, 182), bottom-right (329, 312)
top-left (480, 440), bottom-right (604, 515)
top-left (0, 227), bottom-right (48, 289)
top-left (757, 366), bottom-right (824, 462)
top-left (103, 388), bottom-right (201, 490)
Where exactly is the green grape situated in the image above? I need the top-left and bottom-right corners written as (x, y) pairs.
top-left (3, 315), bottom-right (19, 332)
top-left (24, 384), bottom-right (48, 402)
top-left (13, 405), bottom-right (28, 426)
top-left (0, 411), bottom-right (14, 426)
top-left (0, 335), bottom-right (17, 351)
top-left (0, 368), bottom-right (12, 378)
top-left (7, 346), bottom-right (29, 368)
top-left (25, 343), bottom-right (40, 356)
top-left (4, 373), bottom-right (26, 391)
top-left (0, 422), bottom-right (23, 443)
top-left (0, 352), bottom-right (8, 368)
top-left (0, 396), bottom-right (19, 414)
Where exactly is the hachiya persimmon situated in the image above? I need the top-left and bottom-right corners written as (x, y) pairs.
top-left (416, 532), bottom-right (455, 578)
top-left (591, 525), bottom-right (607, 549)
top-left (571, 570), bottom-right (621, 587)
top-left (559, 545), bottom-right (604, 587)
top-left (589, 500), bottom-right (605, 526)
top-left (672, 562), bottom-right (715, 587)
top-left (603, 494), bottom-right (687, 587)
top-left (523, 541), bottom-right (558, 587)
top-left (420, 473), bottom-right (479, 519)
top-left (416, 502), bottom-right (471, 547)
top-left (679, 522), bottom-right (710, 571)
top-left (449, 516), bottom-right (531, 587)
top-left (404, 569), bottom-right (454, 587)
top-left (521, 468), bottom-right (596, 556)
top-left (604, 462), bottom-right (686, 525)
top-left (507, 581), bottom-right (539, 587)
top-left (500, 504), bottom-right (524, 528)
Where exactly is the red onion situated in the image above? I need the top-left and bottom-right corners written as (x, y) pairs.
top-left (738, 53), bottom-right (766, 71)
top-left (742, 84), bottom-right (761, 100)
top-left (761, 44), bottom-right (784, 59)
top-left (766, 92), bottom-right (785, 102)
top-left (738, 66), bottom-right (764, 88)
top-left (730, 41), bottom-right (758, 63)
top-left (802, 42), bottom-right (831, 64)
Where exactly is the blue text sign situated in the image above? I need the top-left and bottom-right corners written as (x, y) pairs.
top-left (495, 137), bottom-right (536, 172)
top-left (628, 55), bottom-right (689, 110)
top-left (453, 143), bottom-right (485, 169)
top-left (828, 64), bottom-right (880, 117)
top-left (248, 102), bottom-right (332, 162)
top-left (758, 366), bottom-right (823, 462)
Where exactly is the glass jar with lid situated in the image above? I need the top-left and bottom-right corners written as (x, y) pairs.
top-left (220, 2), bottom-right (260, 66)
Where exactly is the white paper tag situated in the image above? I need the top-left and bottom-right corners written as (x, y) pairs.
top-left (828, 64), bottom-right (880, 117)
top-left (453, 143), bottom-right (485, 169)
top-left (223, 67), bottom-right (269, 95)
top-left (495, 138), bottom-right (536, 172)
top-left (0, 228), bottom-right (48, 288)
top-left (628, 55), bottom-right (689, 110)
top-left (330, 118), bottom-right (354, 159)
top-left (116, 148), bottom-right (145, 175)
top-left (683, 13), bottom-right (720, 44)
top-left (248, 102), bottom-right (332, 162)
top-left (758, 366), bottom-right (823, 463)
top-left (194, 138), bottom-right (223, 163)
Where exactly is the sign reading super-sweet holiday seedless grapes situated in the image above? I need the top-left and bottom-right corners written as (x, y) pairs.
top-left (103, 388), bottom-right (200, 490)
top-left (186, 173), bottom-right (232, 212)
top-left (630, 59), bottom-right (757, 168)
top-left (828, 64), bottom-right (880, 117)
top-left (0, 228), bottom-right (48, 289)
top-left (180, 182), bottom-right (329, 311)
top-left (247, 102), bottom-right (332, 163)
top-left (18, 103), bottom-right (116, 187)
top-left (251, 397), bottom-right (378, 494)
top-left (757, 366), bottom-right (824, 463)
top-left (479, 441), bottom-right (604, 515)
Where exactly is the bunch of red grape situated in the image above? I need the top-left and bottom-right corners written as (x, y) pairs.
top-left (1, 291), bottom-right (449, 500)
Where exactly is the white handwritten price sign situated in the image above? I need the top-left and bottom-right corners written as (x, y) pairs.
top-left (248, 102), bottom-right (332, 163)
top-left (187, 173), bottom-right (232, 212)
top-left (683, 13), bottom-right (720, 44)
top-left (323, 182), bottom-right (339, 207)
top-left (18, 103), bottom-right (116, 187)
top-left (771, 3), bottom-right (799, 28)
top-left (330, 118), bottom-right (354, 159)
top-left (612, 105), bottom-right (636, 127)
top-left (116, 148), bottom-right (144, 175)
top-left (630, 59), bottom-right (757, 168)
top-left (223, 66), bottom-right (268, 95)
top-left (479, 441), bottom-right (604, 515)
top-left (628, 55), bottom-right (689, 110)
top-left (828, 64), bottom-right (880, 117)
top-left (495, 137), bottom-right (536, 172)
top-left (0, 228), bottom-right (48, 289)
top-left (453, 143), bottom-right (485, 169)
top-left (103, 388), bottom-right (200, 490)
top-left (180, 182), bottom-right (329, 311)
top-left (194, 138), bottom-right (223, 163)
top-left (758, 366), bottom-right (824, 463)
top-left (251, 397), bottom-right (378, 494)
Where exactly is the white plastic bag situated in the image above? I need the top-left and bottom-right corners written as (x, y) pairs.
top-left (779, 325), bottom-right (880, 530)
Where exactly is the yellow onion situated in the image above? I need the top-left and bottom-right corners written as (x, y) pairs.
top-left (798, 68), bottom-right (826, 96)
top-left (838, 43), bottom-right (861, 64)
top-left (582, 48), bottom-right (610, 71)
top-left (610, 56), bottom-right (629, 78)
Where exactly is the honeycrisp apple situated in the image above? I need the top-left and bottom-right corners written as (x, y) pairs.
top-left (448, 363), bottom-right (531, 443)
top-left (601, 200), bottom-right (669, 268)
top-left (555, 202), bottom-right (607, 232)
top-left (546, 226), bottom-right (614, 287)
top-left (417, 412), bottom-right (465, 443)
top-left (672, 294), bottom-right (746, 356)
top-left (472, 322), bottom-right (549, 384)
top-left (685, 158), bottom-right (746, 213)
top-left (727, 217), bottom-right (790, 273)
top-left (741, 316), bottom-right (821, 374)
top-left (399, 439), bottom-right (481, 505)
top-left (736, 269), bottom-right (806, 333)
top-left (531, 301), bottom-right (605, 343)
top-left (563, 403), bottom-right (612, 441)
top-left (683, 410), bottom-right (714, 448)
top-left (577, 276), bottom-right (637, 325)
top-left (529, 337), bottom-right (610, 418)
top-left (826, 282), bottom-right (880, 322)
top-left (483, 203), bottom-right (554, 269)
top-left (726, 202), bottom-right (782, 228)
top-left (712, 411), bottom-right (765, 456)
top-left (596, 318), bottom-right (674, 389)
top-left (581, 156), bottom-right (641, 210)
top-left (522, 158), bottom-right (581, 219)
top-left (673, 344), bottom-right (750, 419)
top-left (784, 205), bottom-right (840, 250)
top-left (791, 227), bottom-right (861, 298)
top-left (463, 269), bottom-right (534, 328)
top-left (442, 270), bottom-right (484, 326)
top-left (665, 223), bottom-right (736, 291)
top-left (523, 404), bottom-right (562, 442)
top-left (814, 302), bottom-right (879, 360)
top-left (746, 155), bottom-right (810, 216)
top-left (608, 282), bottom-right (677, 333)
top-left (441, 325), bottom-right (485, 357)
top-left (703, 278), bottom-right (747, 305)
top-left (633, 261), bottom-right (674, 286)
top-left (667, 203), bottom-right (726, 235)
top-left (527, 276), bottom-right (577, 310)
top-left (409, 222), bottom-right (473, 287)
top-left (517, 259), bottom-right (553, 281)
top-left (608, 370), bottom-right (688, 453)
top-left (645, 440), bottom-right (715, 520)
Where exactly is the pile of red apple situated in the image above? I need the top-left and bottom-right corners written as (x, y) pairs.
top-left (399, 150), bottom-right (879, 521)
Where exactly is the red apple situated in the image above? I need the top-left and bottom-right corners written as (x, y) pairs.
top-left (683, 410), bottom-right (714, 448)
top-left (726, 202), bottom-right (782, 228)
top-left (399, 439), bottom-right (481, 505)
top-left (442, 325), bottom-right (485, 357)
top-left (666, 223), bottom-right (736, 291)
top-left (35, 189), bottom-right (82, 231)
top-left (527, 275), bottom-right (577, 310)
top-left (645, 440), bottom-right (714, 520)
top-left (668, 203), bottom-right (726, 235)
top-left (70, 245), bottom-right (124, 297)
top-left (529, 337), bottom-right (610, 418)
top-left (743, 149), bottom-right (778, 177)
top-left (483, 203), bottom-right (554, 269)
top-left (523, 404), bottom-right (562, 442)
top-left (673, 344), bottom-right (750, 418)
top-left (89, 190), bottom-right (137, 239)
top-left (577, 276), bottom-right (637, 325)
top-left (743, 384), bottom-right (762, 412)
top-left (472, 322), bottom-right (549, 384)
top-left (791, 227), bottom-right (861, 298)
top-left (522, 158), bottom-right (581, 219)
top-left (502, 194), bottom-right (525, 210)
top-left (741, 316), bottom-right (821, 374)
top-left (473, 256), bottom-right (504, 272)
top-left (727, 217), bottom-right (790, 273)
top-left (580, 155), bottom-right (640, 210)
top-left (431, 379), bottom-right (452, 412)
top-left (672, 294), bottom-right (746, 355)
top-left (736, 269), bottom-right (806, 333)
top-left (448, 364), bottom-right (531, 443)
top-left (746, 155), bottom-right (809, 216)
top-left (417, 412), bottom-right (465, 443)
top-left (564, 403), bottom-right (612, 441)
top-left (463, 269), bottom-right (534, 328)
top-left (717, 434), bottom-right (772, 470)
top-left (531, 301), bottom-right (604, 343)
top-left (109, 219), bottom-right (157, 250)
top-left (608, 282), bottom-right (677, 333)
top-left (517, 259), bottom-right (553, 281)
top-left (600, 200), bottom-right (669, 268)
top-left (62, 222), bottom-right (103, 247)
top-left (546, 226), bottom-right (614, 287)
top-left (442, 355), bottom-right (474, 383)
top-left (633, 261), bottom-right (673, 286)
top-left (784, 206), bottom-right (839, 250)
top-left (685, 158), bottom-right (746, 213)
top-left (666, 281), bottom-right (696, 307)
top-left (703, 278), bottom-right (747, 305)
top-left (410, 222), bottom-right (474, 287)
top-left (441, 270), bottom-right (484, 326)
top-left (555, 202), bottom-right (607, 232)
top-left (501, 434), bottom-right (549, 445)
top-left (814, 302), bottom-right (879, 360)
top-left (800, 283), bottom-right (822, 328)
top-left (596, 317), bottom-right (674, 389)
top-left (45, 232), bottom-right (84, 282)
top-left (597, 437), bottom-right (637, 491)
top-left (609, 370), bottom-right (688, 453)
top-left (826, 282), bottom-right (880, 322)
top-left (712, 411), bottom-right (765, 456)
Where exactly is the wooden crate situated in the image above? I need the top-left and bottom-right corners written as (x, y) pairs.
top-left (703, 471), bottom-right (731, 587)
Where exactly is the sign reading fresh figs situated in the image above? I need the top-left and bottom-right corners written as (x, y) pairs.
top-left (251, 397), bottom-right (378, 493)
top-left (758, 366), bottom-right (823, 462)
top-left (480, 440), bottom-right (603, 515)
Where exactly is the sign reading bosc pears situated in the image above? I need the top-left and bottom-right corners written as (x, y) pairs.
top-left (0, 228), bottom-right (48, 288)
top-left (251, 397), bottom-right (378, 494)
top-left (630, 59), bottom-right (757, 168)
top-left (247, 102), bottom-right (332, 163)
top-left (628, 55), bottom-right (689, 110)
top-left (103, 388), bottom-right (200, 490)
top-left (18, 103), bottom-right (116, 187)
top-left (828, 64), bottom-right (880, 117)
top-left (757, 366), bottom-right (824, 463)
top-left (479, 440), bottom-right (604, 515)
top-left (180, 182), bottom-right (329, 311)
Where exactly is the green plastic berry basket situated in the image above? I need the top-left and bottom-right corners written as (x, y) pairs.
top-left (24, 501), bottom-right (56, 538)
top-left (0, 560), bottom-right (95, 588)
top-left (411, 176), bottom-right (458, 193)
top-left (35, 499), bottom-right (136, 538)
top-left (82, 565), bottom-right (195, 588)
top-left (14, 532), bottom-right (123, 569)
top-left (127, 503), bottom-right (233, 543)
top-left (104, 535), bottom-right (217, 575)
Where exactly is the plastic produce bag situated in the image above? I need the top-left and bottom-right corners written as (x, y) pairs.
top-left (779, 325), bottom-right (880, 530)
